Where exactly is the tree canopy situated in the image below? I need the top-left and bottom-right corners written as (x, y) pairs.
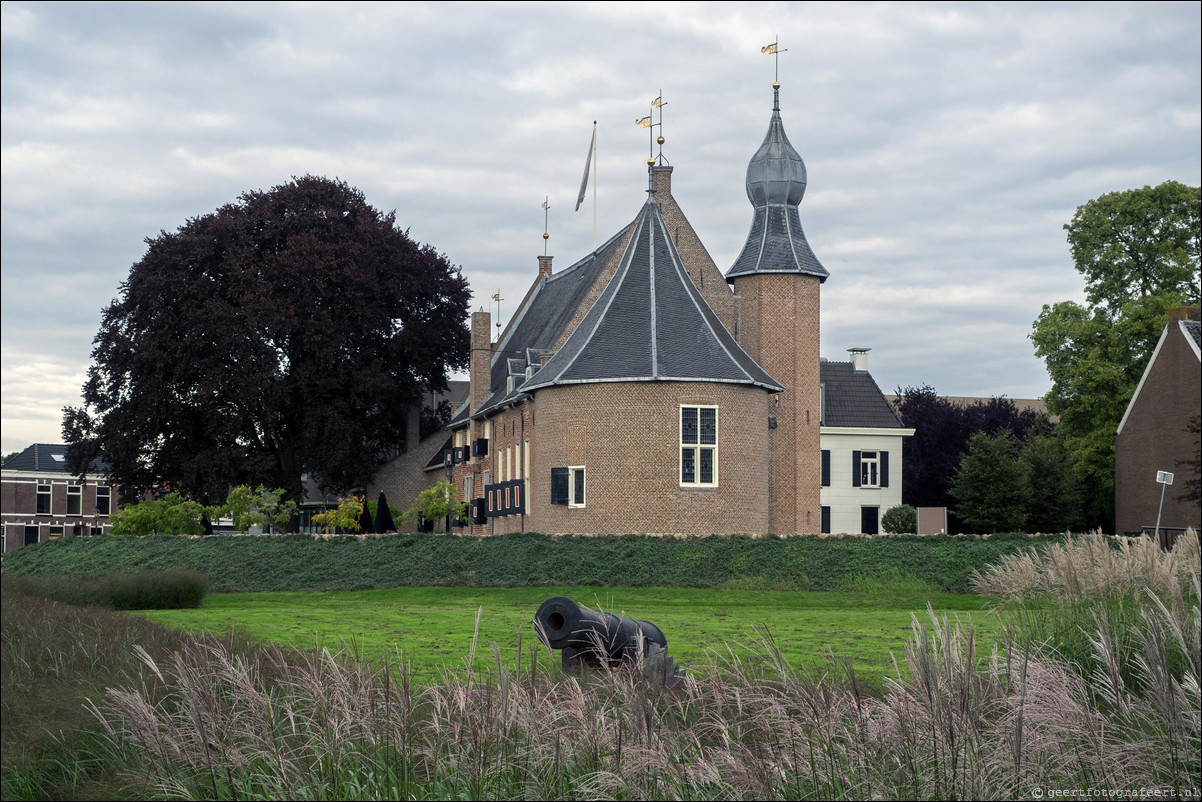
top-left (64, 176), bottom-right (471, 503)
top-left (893, 385), bottom-right (1052, 525)
top-left (1031, 181), bottom-right (1200, 526)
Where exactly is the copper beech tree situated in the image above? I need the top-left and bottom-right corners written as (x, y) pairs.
top-left (64, 176), bottom-right (470, 504)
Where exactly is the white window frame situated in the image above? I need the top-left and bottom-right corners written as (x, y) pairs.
top-left (679, 405), bottom-right (719, 487)
top-left (568, 466), bottom-right (586, 508)
top-left (36, 484), bottom-right (51, 515)
top-left (96, 486), bottom-right (111, 516)
top-left (66, 485), bottom-right (82, 516)
top-left (860, 451), bottom-right (880, 488)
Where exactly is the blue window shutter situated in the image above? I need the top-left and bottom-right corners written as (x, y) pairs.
top-left (852, 451), bottom-right (862, 487)
top-left (880, 451), bottom-right (889, 488)
top-left (821, 450), bottom-right (830, 487)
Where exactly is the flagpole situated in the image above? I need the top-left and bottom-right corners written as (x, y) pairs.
top-left (592, 121), bottom-right (597, 251)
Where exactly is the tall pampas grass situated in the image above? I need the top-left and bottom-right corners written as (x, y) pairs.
top-left (91, 586), bottom-right (1200, 800)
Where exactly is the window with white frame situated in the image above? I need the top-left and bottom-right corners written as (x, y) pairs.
top-left (680, 405), bottom-right (718, 486)
top-left (36, 484), bottom-right (51, 514)
top-left (67, 485), bottom-right (82, 515)
top-left (96, 486), bottom-right (111, 516)
top-left (569, 466), bottom-right (586, 507)
top-left (859, 451), bottom-right (880, 488)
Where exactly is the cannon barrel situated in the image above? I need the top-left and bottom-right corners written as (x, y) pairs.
top-left (534, 595), bottom-right (678, 678)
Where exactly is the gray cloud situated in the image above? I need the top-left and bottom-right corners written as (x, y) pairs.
top-left (3, 1), bottom-right (1199, 453)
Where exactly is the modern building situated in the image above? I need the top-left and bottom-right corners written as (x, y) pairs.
top-left (1, 443), bottom-right (121, 552)
top-left (375, 82), bottom-right (911, 534)
top-left (1115, 305), bottom-right (1201, 540)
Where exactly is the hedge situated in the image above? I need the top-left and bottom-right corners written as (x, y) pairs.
top-left (0, 531), bottom-right (1064, 594)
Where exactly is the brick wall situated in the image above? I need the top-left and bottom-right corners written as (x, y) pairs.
top-left (1115, 314), bottom-right (1202, 534)
top-left (527, 381), bottom-right (771, 534)
top-left (731, 272), bottom-right (822, 534)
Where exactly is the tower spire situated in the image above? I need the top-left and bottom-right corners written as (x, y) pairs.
top-left (725, 75), bottom-right (828, 282)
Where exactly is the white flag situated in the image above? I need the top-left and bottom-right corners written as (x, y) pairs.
top-left (576, 124), bottom-right (595, 212)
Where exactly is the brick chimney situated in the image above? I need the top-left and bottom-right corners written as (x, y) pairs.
top-left (538, 255), bottom-right (553, 277)
top-left (1168, 305), bottom-right (1200, 323)
top-left (469, 311), bottom-right (492, 421)
top-left (652, 165), bottom-right (673, 197)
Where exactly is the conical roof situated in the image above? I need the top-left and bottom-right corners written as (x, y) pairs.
top-left (522, 197), bottom-right (783, 393)
top-left (726, 86), bottom-right (829, 282)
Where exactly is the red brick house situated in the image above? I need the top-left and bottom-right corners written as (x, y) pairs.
top-left (1, 443), bottom-right (121, 552)
top-left (1115, 305), bottom-right (1202, 538)
top-left (376, 84), bottom-right (908, 534)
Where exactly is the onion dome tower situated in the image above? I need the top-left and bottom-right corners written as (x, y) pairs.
top-left (726, 80), bottom-right (827, 534)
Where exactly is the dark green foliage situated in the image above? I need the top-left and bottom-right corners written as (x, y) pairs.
top-left (2, 532), bottom-right (1063, 594)
top-left (62, 176), bottom-right (471, 503)
top-left (881, 504), bottom-right (917, 534)
top-left (893, 385), bottom-right (1055, 530)
top-left (1020, 434), bottom-right (1082, 532)
top-left (950, 432), bottom-right (1030, 533)
top-left (4, 570), bottom-right (209, 610)
top-left (104, 570), bottom-right (210, 610)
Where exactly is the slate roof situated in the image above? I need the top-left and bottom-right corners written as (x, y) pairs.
top-left (1183, 319), bottom-right (1201, 352)
top-left (726, 86), bottom-right (829, 283)
top-left (520, 197), bottom-right (784, 394)
top-left (2, 443), bottom-right (108, 473)
top-left (465, 229), bottom-right (630, 419)
top-left (820, 361), bottom-right (906, 428)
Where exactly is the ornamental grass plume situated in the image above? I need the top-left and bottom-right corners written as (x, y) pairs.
top-left (970, 528), bottom-right (1199, 602)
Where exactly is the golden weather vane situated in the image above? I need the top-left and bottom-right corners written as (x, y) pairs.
top-left (636, 91), bottom-right (668, 166)
top-left (491, 290), bottom-right (504, 338)
top-left (762, 37), bottom-right (787, 85)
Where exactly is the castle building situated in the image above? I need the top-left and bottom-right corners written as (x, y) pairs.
top-left (377, 83), bottom-right (911, 534)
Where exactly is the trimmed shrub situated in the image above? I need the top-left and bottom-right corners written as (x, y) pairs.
top-left (3, 570), bottom-right (210, 610)
top-left (882, 504), bottom-right (917, 534)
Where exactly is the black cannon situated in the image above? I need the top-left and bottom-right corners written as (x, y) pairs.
top-left (534, 595), bottom-right (685, 685)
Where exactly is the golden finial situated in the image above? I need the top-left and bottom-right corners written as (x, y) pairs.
top-left (541, 197), bottom-right (550, 255)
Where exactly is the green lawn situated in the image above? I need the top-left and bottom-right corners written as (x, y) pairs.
top-left (134, 585), bottom-right (998, 687)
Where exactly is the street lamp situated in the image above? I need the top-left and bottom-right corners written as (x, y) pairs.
top-left (1154, 470), bottom-right (1174, 548)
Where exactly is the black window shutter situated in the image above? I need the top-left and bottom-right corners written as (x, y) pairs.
top-left (550, 468), bottom-right (568, 505)
top-left (852, 451), bottom-right (862, 487)
top-left (821, 506), bottom-right (831, 534)
top-left (821, 450), bottom-right (831, 487)
top-left (880, 451), bottom-right (889, 488)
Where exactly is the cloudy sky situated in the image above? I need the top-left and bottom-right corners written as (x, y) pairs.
top-left (2, 1), bottom-right (1199, 455)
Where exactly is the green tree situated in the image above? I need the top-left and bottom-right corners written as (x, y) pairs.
top-left (950, 432), bottom-right (1030, 533)
top-left (403, 481), bottom-right (471, 530)
top-left (881, 504), bottom-right (917, 534)
top-left (1032, 181), bottom-right (1200, 527)
top-left (312, 497), bottom-right (363, 533)
top-left (223, 485), bottom-right (297, 533)
top-left (1019, 434), bottom-right (1082, 533)
top-left (110, 493), bottom-right (208, 536)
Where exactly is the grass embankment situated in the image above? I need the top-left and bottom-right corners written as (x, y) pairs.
top-left (1, 530), bottom-right (1061, 593)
